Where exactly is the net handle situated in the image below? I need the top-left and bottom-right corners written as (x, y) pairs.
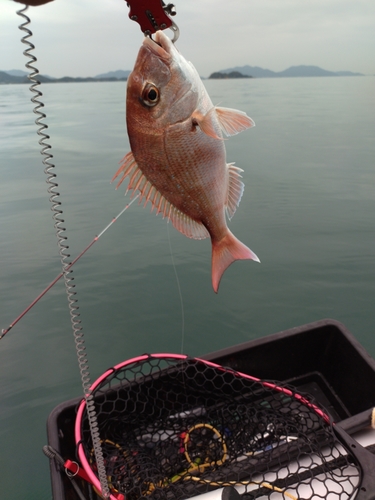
top-left (200, 358), bottom-right (331, 424)
top-left (75, 353), bottom-right (188, 498)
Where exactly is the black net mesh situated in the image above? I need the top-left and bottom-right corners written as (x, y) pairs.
top-left (78, 355), bottom-right (360, 500)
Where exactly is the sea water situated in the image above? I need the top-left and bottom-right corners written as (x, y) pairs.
top-left (0, 76), bottom-right (374, 499)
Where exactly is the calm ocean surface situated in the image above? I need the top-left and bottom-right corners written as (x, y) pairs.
top-left (0, 76), bottom-right (374, 499)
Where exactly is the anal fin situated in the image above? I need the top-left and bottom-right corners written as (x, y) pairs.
top-left (226, 163), bottom-right (245, 220)
top-left (113, 152), bottom-right (210, 240)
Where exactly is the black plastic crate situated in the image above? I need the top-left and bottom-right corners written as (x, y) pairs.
top-left (203, 318), bottom-right (375, 431)
top-left (46, 319), bottom-right (375, 500)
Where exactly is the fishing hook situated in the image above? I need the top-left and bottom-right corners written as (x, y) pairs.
top-left (126, 0), bottom-right (180, 43)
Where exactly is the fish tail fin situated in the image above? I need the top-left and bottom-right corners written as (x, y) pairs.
top-left (211, 231), bottom-right (260, 293)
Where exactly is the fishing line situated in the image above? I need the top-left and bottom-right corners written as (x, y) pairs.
top-left (167, 222), bottom-right (185, 353)
top-left (15, 6), bottom-right (110, 498)
top-left (0, 194), bottom-right (139, 340)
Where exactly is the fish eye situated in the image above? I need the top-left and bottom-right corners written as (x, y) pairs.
top-left (141, 84), bottom-right (160, 107)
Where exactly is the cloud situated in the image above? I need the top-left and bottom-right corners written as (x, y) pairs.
top-left (1, 0), bottom-right (374, 78)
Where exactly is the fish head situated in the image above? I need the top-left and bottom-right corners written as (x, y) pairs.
top-left (126, 30), bottom-right (200, 130)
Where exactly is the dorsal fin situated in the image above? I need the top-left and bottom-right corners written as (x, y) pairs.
top-left (215, 106), bottom-right (255, 136)
top-left (226, 163), bottom-right (245, 220)
top-left (113, 152), bottom-right (210, 240)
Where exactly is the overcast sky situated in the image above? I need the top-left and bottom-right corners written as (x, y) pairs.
top-left (1, 0), bottom-right (375, 78)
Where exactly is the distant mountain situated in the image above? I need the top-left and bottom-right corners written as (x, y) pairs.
top-left (0, 71), bottom-right (26, 83)
top-left (218, 66), bottom-right (276, 78)
top-left (5, 69), bottom-right (28, 77)
top-left (0, 69), bottom-right (130, 85)
top-left (209, 71), bottom-right (252, 79)
top-left (218, 65), bottom-right (364, 78)
top-left (4, 69), bottom-right (56, 80)
top-left (1, 65), bottom-right (364, 85)
top-left (95, 70), bottom-right (131, 80)
top-left (0, 71), bottom-right (58, 84)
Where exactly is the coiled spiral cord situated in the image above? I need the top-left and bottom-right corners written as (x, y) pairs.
top-left (17, 6), bottom-right (110, 499)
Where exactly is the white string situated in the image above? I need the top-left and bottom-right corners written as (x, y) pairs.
top-left (166, 223), bottom-right (185, 353)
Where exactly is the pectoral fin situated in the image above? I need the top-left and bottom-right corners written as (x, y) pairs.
top-left (192, 108), bottom-right (224, 140)
top-left (215, 106), bottom-right (255, 136)
top-left (192, 106), bottom-right (255, 139)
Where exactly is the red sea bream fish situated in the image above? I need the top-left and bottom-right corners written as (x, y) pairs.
top-left (113, 30), bottom-right (259, 292)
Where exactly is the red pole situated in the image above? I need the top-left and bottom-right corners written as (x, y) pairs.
top-left (1, 196), bottom-right (139, 339)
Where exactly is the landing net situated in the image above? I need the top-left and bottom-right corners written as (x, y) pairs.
top-left (75, 354), bottom-right (360, 500)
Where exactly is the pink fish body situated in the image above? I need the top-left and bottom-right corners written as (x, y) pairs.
top-left (113, 31), bottom-right (259, 292)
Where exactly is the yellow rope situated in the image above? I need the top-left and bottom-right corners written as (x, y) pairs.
top-left (187, 476), bottom-right (298, 500)
top-left (144, 422), bottom-right (298, 500)
top-left (371, 408), bottom-right (375, 429)
top-left (89, 430), bottom-right (299, 500)
top-left (183, 423), bottom-right (228, 469)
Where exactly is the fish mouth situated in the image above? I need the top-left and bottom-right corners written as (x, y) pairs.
top-left (143, 31), bottom-right (172, 62)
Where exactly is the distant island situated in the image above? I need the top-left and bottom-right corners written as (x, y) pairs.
top-left (0, 69), bottom-right (130, 85)
top-left (217, 65), bottom-right (364, 78)
top-left (0, 65), bottom-right (364, 85)
top-left (209, 71), bottom-right (252, 79)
